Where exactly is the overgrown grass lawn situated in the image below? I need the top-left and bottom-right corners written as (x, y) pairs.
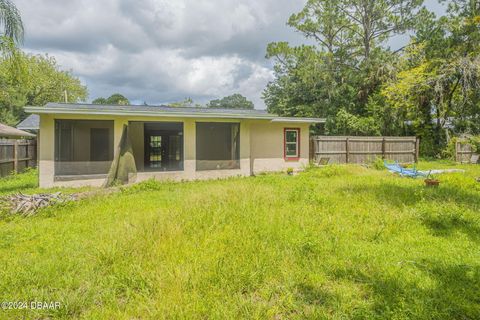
top-left (1, 163), bottom-right (479, 319)
top-left (0, 168), bottom-right (39, 196)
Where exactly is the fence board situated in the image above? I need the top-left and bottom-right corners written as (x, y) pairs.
top-left (455, 141), bottom-right (477, 163)
top-left (0, 139), bottom-right (37, 177)
top-left (311, 136), bottom-right (418, 164)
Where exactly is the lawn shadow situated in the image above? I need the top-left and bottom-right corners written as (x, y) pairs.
top-left (290, 281), bottom-right (343, 317)
top-left (294, 282), bottom-right (334, 306)
top-left (0, 184), bottom-right (37, 195)
top-left (341, 179), bottom-right (479, 210)
top-left (420, 212), bottom-right (480, 242)
top-left (329, 261), bottom-right (480, 319)
top-left (340, 181), bottom-right (480, 243)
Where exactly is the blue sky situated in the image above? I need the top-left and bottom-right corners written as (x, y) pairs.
top-left (16, 0), bottom-right (447, 108)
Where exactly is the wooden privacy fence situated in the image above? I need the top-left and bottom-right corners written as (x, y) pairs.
top-left (455, 141), bottom-right (477, 163)
top-left (0, 139), bottom-right (37, 177)
top-left (311, 136), bottom-right (419, 164)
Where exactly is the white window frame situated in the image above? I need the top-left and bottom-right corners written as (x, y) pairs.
top-left (284, 128), bottom-right (300, 160)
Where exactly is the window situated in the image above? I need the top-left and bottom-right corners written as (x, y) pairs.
top-left (284, 128), bottom-right (300, 160)
top-left (196, 122), bottom-right (240, 171)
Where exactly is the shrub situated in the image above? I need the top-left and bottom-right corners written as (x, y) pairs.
top-left (442, 137), bottom-right (459, 160)
top-left (371, 157), bottom-right (386, 170)
top-left (468, 136), bottom-right (480, 153)
top-left (443, 136), bottom-right (480, 160)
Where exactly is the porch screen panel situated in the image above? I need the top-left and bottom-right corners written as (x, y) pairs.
top-left (196, 122), bottom-right (240, 171)
top-left (54, 120), bottom-right (114, 176)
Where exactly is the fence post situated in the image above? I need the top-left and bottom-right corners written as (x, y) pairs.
top-left (309, 138), bottom-right (314, 161)
top-left (25, 140), bottom-right (29, 163)
top-left (345, 137), bottom-right (350, 163)
top-left (455, 140), bottom-right (459, 162)
top-left (13, 140), bottom-right (18, 173)
top-left (35, 135), bottom-right (39, 167)
top-left (381, 137), bottom-right (386, 159)
top-left (415, 138), bottom-right (420, 163)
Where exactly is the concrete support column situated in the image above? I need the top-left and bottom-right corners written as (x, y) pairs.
top-left (183, 119), bottom-right (196, 178)
top-left (240, 120), bottom-right (251, 176)
top-left (38, 115), bottom-right (55, 188)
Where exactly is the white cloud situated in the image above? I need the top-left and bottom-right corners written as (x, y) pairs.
top-left (16, 0), bottom-right (445, 108)
top-left (16, 0), bottom-right (304, 108)
top-left (26, 44), bottom-right (273, 107)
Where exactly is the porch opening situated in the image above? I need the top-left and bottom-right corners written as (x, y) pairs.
top-left (129, 121), bottom-right (184, 172)
top-left (196, 122), bottom-right (240, 171)
top-left (54, 120), bottom-right (114, 178)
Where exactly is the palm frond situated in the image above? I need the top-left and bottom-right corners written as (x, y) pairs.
top-left (0, 0), bottom-right (24, 43)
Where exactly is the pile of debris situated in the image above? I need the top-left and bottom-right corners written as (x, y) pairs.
top-left (0, 192), bottom-right (77, 216)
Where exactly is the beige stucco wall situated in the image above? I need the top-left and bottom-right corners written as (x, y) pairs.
top-left (250, 121), bottom-right (310, 174)
top-left (37, 114), bottom-right (310, 188)
top-left (38, 114), bottom-right (55, 188)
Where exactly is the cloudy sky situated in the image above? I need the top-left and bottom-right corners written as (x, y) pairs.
top-left (15, 0), bottom-right (445, 108)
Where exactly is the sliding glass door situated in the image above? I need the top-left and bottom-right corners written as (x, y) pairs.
top-left (144, 122), bottom-right (184, 171)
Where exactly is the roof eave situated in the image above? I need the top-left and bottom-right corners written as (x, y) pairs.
top-left (0, 129), bottom-right (36, 138)
top-left (270, 118), bottom-right (325, 124)
top-left (17, 127), bottom-right (39, 131)
top-left (24, 106), bottom-right (325, 123)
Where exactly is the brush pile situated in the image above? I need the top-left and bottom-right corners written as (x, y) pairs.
top-left (0, 192), bottom-right (77, 216)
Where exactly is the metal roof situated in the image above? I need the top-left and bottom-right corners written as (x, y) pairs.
top-left (16, 114), bottom-right (39, 130)
top-left (0, 122), bottom-right (36, 138)
top-left (25, 103), bottom-right (325, 123)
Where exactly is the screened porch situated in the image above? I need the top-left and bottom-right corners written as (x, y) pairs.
top-left (53, 120), bottom-right (241, 181)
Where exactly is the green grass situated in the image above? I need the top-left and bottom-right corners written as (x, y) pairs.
top-left (0, 168), bottom-right (39, 196)
top-left (0, 168), bottom-right (92, 201)
top-left (0, 162), bottom-right (479, 319)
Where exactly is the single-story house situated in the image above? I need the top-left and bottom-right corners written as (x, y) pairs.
top-left (25, 103), bottom-right (324, 188)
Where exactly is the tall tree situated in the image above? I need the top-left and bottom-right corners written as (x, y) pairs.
top-left (168, 97), bottom-right (195, 108)
top-left (381, 1), bottom-right (480, 155)
top-left (207, 94), bottom-right (254, 109)
top-left (0, 51), bottom-right (88, 125)
top-left (93, 93), bottom-right (130, 105)
top-left (91, 97), bottom-right (107, 105)
top-left (0, 0), bottom-right (23, 43)
top-left (264, 0), bottom-right (424, 134)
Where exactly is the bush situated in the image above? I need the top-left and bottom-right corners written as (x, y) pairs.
top-left (442, 137), bottom-right (459, 160)
top-left (468, 136), bottom-right (480, 152)
top-left (370, 157), bottom-right (386, 170)
top-left (443, 136), bottom-right (480, 160)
